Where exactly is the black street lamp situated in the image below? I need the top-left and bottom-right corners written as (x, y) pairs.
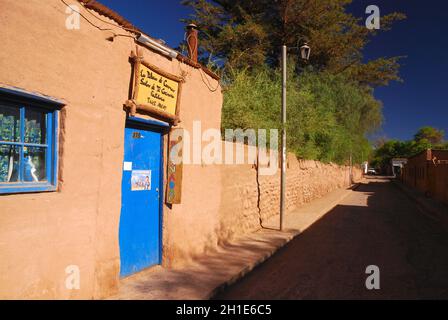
top-left (280, 41), bottom-right (311, 231)
top-left (300, 42), bottom-right (311, 61)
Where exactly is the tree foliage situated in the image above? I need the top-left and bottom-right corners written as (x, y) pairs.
top-left (182, 0), bottom-right (405, 86)
top-left (370, 127), bottom-right (448, 169)
top-left (181, 0), bottom-right (407, 164)
top-left (414, 126), bottom-right (445, 145)
top-left (222, 64), bottom-right (380, 164)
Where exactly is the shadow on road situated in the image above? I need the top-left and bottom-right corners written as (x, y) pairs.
top-left (214, 179), bottom-right (448, 299)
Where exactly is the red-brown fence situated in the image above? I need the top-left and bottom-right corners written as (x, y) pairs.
top-left (402, 160), bottom-right (448, 205)
top-left (427, 162), bottom-right (448, 204)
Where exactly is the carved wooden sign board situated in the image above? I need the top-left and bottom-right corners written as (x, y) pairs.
top-left (126, 51), bottom-right (183, 125)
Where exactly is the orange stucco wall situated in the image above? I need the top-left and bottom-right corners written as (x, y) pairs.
top-left (0, 0), bottom-right (361, 300)
top-left (0, 0), bottom-right (222, 299)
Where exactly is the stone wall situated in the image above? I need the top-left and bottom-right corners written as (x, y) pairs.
top-left (216, 149), bottom-right (362, 243)
top-left (162, 142), bottom-right (362, 268)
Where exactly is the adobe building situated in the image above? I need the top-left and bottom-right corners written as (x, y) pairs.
top-left (391, 158), bottom-right (407, 177)
top-left (401, 149), bottom-right (448, 205)
top-left (0, 0), bottom-right (223, 299)
top-left (1, 0), bottom-right (362, 300)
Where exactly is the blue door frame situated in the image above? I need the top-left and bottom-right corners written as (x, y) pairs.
top-left (119, 117), bottom-right (168, 277)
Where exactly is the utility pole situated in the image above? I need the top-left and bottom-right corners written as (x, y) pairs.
top-left (280, 45), bottom-right (287, 231)
top-left (279, 41), bottom-right (310, 232)
top-left (349, 152), bottom-right (353, 185)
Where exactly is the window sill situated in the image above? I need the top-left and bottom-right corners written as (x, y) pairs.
top-left (0, 183), bottom-right (57, 194)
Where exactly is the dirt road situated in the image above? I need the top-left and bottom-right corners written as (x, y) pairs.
top-left (215, 178), bottom-right (448, 299)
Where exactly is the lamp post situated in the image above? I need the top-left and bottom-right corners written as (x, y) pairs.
top-left (280, 41), bottom-right (311, 231)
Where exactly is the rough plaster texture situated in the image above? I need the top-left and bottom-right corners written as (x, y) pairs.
top-left (0, 0), bottom-right (221, 299)
top-left (0, 0), bottom-right (360, 299)
top-left (216, 150), bottom-right (362, 245)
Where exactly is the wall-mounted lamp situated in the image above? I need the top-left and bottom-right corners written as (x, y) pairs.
top-left (136, 34), bottom-right (178, 59)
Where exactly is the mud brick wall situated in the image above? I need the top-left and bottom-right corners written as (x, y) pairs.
top-left (401, 150), bottom-right (448, 205)
top-left (217, 150), bottom-right (362, 243)
top-left (429, 164), bottom-right (448, 204)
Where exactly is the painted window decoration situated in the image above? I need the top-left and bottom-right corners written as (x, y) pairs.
top-left (0, 88), bottom-right (61, 194)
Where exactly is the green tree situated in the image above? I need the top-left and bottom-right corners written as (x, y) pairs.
top-left (222, 64), bottom-right (379, 164)
top-left (182, 0), bottom-right (405, 86)
top-left (371, 126), bottom-right (447, 169)
top-left (181, 0), bottom-right (407, 165)
top-left (414, 126), bottom-right (445, 145)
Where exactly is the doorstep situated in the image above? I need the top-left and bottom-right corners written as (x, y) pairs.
top-left (107, 184), bottom-right (359, 300)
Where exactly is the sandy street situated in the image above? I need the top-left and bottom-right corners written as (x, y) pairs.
top-left (216, 178), bottom-right (448, 299)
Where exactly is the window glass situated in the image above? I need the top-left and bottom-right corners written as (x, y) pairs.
top-left (0, 89), bottom-right (60, 193)
top-left (23, 146), bottom-right (46, 182)
top-left (0, 105), bottom-right (20, 142)
top-left (25, 109), bottom-right (47, 144)
top-left (0, 144), bottom-right (20, 182)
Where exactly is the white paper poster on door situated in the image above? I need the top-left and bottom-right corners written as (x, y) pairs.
top-left (123, 161), bottom-right (133, 171)
top-left (131, 170), bottom-right (151, 191)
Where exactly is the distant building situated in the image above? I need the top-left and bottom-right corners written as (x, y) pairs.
top-left (401, 149), bottom-right (448, 204)
top-left (391, 158), bottom-right (407, 177)
top-left (362, 161), bottom-right (368, 174)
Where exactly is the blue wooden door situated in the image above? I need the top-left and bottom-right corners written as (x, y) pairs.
top-left (119, 122), bottom-right (162, 277)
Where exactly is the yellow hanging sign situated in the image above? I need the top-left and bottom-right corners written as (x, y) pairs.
top-left (127, 51), bottom-right (183, 124)
top-left (136, 63), bottom-right (179, 116)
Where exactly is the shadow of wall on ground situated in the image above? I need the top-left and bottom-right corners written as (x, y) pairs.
top-left (213, 179), bottom-right (448, 300)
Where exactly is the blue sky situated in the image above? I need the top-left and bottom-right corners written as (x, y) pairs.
top-left (99, 0), bottom-right (447, 141)
top-left (348, 0), bottom-right (448, 141)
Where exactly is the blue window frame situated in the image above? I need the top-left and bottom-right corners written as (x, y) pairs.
top-left (0, 86), bottom-right (63, 194)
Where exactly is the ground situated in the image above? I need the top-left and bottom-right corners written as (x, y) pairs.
top-left (215, 177), bottom-right (448, 299)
